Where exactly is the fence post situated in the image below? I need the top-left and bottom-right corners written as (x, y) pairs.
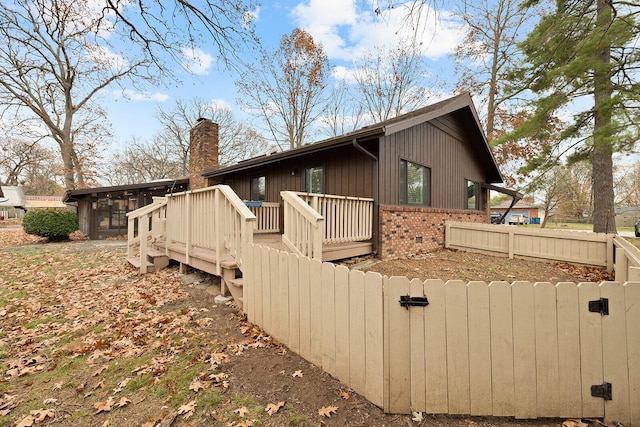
top-left (508, 228), bottom-right (515, 259)
top-left (615, 247), bottom-right (628, 282)
top-left (606, 234), bottom-right (614, 272)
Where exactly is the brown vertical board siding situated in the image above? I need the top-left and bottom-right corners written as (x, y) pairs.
top-left (379, 116), bottom-right (488, 210)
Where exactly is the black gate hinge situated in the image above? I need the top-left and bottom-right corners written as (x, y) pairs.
top-left (591, 382), bottom-right (612, 400)
top-left (399, 295), bottom-right (429, 310)
top-left (589, 298), bottom-right (609, 315)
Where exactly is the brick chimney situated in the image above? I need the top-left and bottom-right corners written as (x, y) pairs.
top-left (189, 119), bottom-right (219, 190)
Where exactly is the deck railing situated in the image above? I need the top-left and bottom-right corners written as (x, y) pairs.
top-left (281, 191), bottom-right (324, 259)
top-left (247, 202), bottom-right (280, 234)
top-left (126, 197), bottom-right (168, 274)
top-left (165, 185), bottom-right (256, 274)
top-left (293, 192), bottom-right (374, 244)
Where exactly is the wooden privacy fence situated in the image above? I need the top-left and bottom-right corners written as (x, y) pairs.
top-left (446, 221), bottom-right (614, 270)
top-left (243, 243), bottom-right (640, 425)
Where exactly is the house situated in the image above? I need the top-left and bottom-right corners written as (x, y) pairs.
top-left (615, 206), bottom-right (640, 228)
top-left (490, 197), bottom-right (544, 224)
top-left (63, 179), bottom-right (189, 239)
top-left (200, 92), bottom-right (517, 260)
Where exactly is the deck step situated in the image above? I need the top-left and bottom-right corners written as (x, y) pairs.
top-left (126, 256), bottom-right (155, 272)
top-left (146, 248), bottom-right (166, 257)
top-left (147, 248), bottom-right (169, 270)
top-left (227, 278), bottom-right (243, 289)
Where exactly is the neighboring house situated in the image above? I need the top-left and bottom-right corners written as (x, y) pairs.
top-left (202, 92), bottom-right (517, 259)
top-left (490, 197), bottom-right (544, 224)
top-left (64, 179), bottom-right (189, 239)
top-left (0, 186), bottom-right (26, 219)
top-left (615, 206), bottom-right (640, 228)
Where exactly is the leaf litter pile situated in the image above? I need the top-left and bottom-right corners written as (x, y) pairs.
top-left (0, 229), bottom-right (616, 426)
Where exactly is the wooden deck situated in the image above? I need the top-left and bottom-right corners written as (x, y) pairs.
top-left (254, 233), bottom-right (373, 262)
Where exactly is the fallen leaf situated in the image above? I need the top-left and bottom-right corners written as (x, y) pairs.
top-left (31, 408), bottom-right (55, 422)
top-left (339, 391), bottom-right (350, 400)
top-left (177, 400), bottom-right (196, 419)
top-left (93, 365), bottom-right (108, 377)
top-left (117, 397), bottom-right (131, 408)
top-left (43, 398), bottom-right (58, 405)
top-left (292, 370), bottom-right (303, 378)
top-left (76, 380), bottom-right (87, 392)
top-left (93, 397), bottom-right (114, 414)
top-left (189, 380), bottom-right (208, 392)
top-left (102, 421), bottom-right (109, 427)
top-left (412, 411), bottom-right (424, 422)
top-left (318, 405), bottom-right (338, 418)
top-left (265, 401), bottom-right (285, 415)
top-left (53, 382), bottom-right (63, 390)
top-left (237, 421), bottom-right (254, 427)
top-left (562, 420), bottom-right (588, 427)
top-left (15, 415), bottom-right (34, 427)
top-left (234, 406), bottom-right (248, 417)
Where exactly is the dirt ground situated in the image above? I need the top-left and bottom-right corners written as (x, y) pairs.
top-left (0, 229), bottom-right (615, 427)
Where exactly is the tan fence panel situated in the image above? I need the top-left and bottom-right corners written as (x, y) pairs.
top-left (445, 280), bottom-right (471, 414)
top-left (385, 276), bottom-right (411, 413)
top-left (364, 271), bottom-right (385, 408)
top-left (321, 262), bottom-right (337, 377)
top-left (534, 282), bottom-right (560, 416)
top-left (277, 251), bottom-right (290, 345)
top-left (424, 279), bottom-right (448, 413)
top-left (626, 282), bottom-right (640, 426)
top-left (297, 253), bottom-right (311, 360)
top-left (601, 282), bottom-right (631, 425)
top-left (335, 265), bottom-right (351, 385)
top-left (512, 281), bottom-right (536, 418)
top-left (467, 281), bottom-right (492, 415)
top-left (489, 281), bottom-right (515, 416)
top-left (308, 259), bottom-right (323, 367)
top-left (556, 282), bottom-right (583, 417)
top-left (287, 252), bottom-right (300, 354)
top-left (578, 282), bottom-right (605, 418)
top-left (348, 270), bottom-right (366, 396)
top-left (409, 278), bottom-right (427, 412)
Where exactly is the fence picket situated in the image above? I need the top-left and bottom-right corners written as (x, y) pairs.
top-left (600, 282), bottom-right (631, 426)
top-left (424, 279), bottom-right (448, 413)
top-left (335, 265), bottom-right (351, 385)
top-left (467, 281), bottom-right (492, 415)
top-left (409, 278), bottom-right (426, 412)
top-left (578, 282), bottom-right (605, 418)
top-left (386, 276), bottom-right (411, 414)
top-left (512, 281), bottom-right (536, 419)
top-left (445, 280), bottom-right (470, 414)
top-left (268, 249), bottom-right (279, 337)
top-left (489, 281), bottom-right (515, 416)
top-left (364, 271), bottom-right (384, 408)
top-left (275, 250), bottom-right (289, 344)
top-left (308, 259), bottom-right (323, 366)
top-left (534, 282), bottom-right (560, 417)
top-left (625, 282), bottom-right (640, 426)
top-left (556, 282), bottom-right (583, 417)
top-left (287, 252), bottom-right (300, 353)
top-left (321, 262), bottom-right (337, 376)
top-left (298, 253), bottom-right (311, 361)
top-left (349, 270), bottom-right (366, 396)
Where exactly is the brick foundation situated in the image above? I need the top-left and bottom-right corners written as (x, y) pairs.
top-left (378, 205), bottom-right (487, 260)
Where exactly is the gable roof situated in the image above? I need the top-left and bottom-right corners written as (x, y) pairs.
top-left (63, 178), bottom-right (189, 203)
top-left (203, 92), bottom-right (503, 183)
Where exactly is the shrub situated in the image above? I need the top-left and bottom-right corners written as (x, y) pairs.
top-left (23, 209), bottom-right (79, 241)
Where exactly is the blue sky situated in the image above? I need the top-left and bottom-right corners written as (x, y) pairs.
top-left (102, 0), bottom-right (465, 153)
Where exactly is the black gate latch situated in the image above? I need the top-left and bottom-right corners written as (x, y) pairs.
top-left (399, 295), bottom-right (429, 310)
top-left (589, 298), bottom-right (609, 315)
top-left (591, 382), bottom-right (612, 400)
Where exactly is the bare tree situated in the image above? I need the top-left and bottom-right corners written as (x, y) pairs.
top-left (155, 97), bottom-right (268, 173)
top-left (236, 28), bottom-right (330, 150)
top-left (0, 137), bottom-right (50, 186)
top-left (0, 0), bottom-right (150, 189)
top-left (452, 0), bottom-right (547, 186)
top-left (352, 39), bottom-right (436, 123)
top-left (319, 81), bottom-right (366, 137)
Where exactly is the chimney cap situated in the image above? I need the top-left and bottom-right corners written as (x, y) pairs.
top-left (196, 117), bottom-right (208, 122)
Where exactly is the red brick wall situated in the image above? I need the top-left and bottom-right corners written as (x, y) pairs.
top-left (189, 119), bottom-right (219, 190)
top-left (378, 204), bottom-right (487, 260)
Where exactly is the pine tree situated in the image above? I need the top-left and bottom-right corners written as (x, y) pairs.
top-left (508, 0), bottom-right (639, 233)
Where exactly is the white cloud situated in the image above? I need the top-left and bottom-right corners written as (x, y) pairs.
top-left (181, 47), bottom-right (215, 75)
top-left (120, 89), bottom-right (169, 102)
top-left (291, 0), bottom-right (464, 62)
top-left (209, 98), bottom-right (232, 111)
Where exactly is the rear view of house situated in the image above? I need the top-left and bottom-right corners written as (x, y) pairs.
top-left (201, 92), bottom-right (515, 260)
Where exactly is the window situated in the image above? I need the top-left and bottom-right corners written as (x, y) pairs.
top-left (250, 175), bottom-right (266, 201)
top-left (305, 166), bottom-right (324, 193)
top-left (466, 180), bottom-right (478, 209)
top-left (400, 159), bottom-right (431, 205)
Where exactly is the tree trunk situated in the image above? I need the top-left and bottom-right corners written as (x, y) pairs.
top-left (591, 0), bottom-right (616, 234)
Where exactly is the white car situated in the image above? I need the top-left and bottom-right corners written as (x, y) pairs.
top-left (508, 214), bottom-right (529, 225)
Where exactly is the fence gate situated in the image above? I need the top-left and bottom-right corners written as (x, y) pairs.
top-left (384, 279), bottom-right (640, 425)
